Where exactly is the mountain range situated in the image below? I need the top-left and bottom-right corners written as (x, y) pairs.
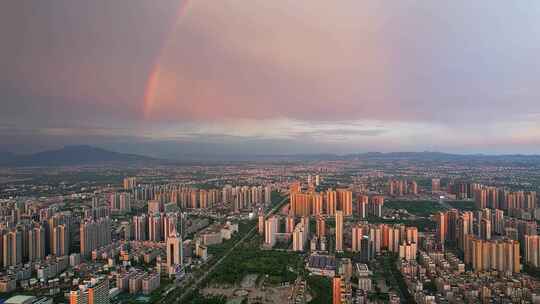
top-left (0, 145), bottom-right (539, 167)
top-left (0, 145), bottom-right (156, 167)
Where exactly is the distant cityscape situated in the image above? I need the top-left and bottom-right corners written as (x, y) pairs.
top-left (0, 153), bottom-right (538, 304)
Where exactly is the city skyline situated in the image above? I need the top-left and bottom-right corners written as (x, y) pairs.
top-left (3, 2), bottom-right (540, 303)
top-left (0, 154), bottom-right (539, 302)
top-left (2, 1), bottom-right (540, 155)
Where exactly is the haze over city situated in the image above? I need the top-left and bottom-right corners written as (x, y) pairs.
top-left (2, 1), bottom-right (540, 157)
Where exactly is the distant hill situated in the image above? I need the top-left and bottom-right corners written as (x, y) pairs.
top-left (1, 146), bottom-right (539, 166)
top-left (0, 152), bottom-right (16, 163)
top-left (0, 145), bottom-right (157, 167)
top-left (342, 151), bottom-right (540, 162)
top-left (169, 151), bottom-right (540, 164)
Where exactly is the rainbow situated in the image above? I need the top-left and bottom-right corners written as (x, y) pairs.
top-left (143, 0), bottom-right (191, 119)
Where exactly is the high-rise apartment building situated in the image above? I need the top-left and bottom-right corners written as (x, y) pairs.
top-left (333, 276), bottom-right (342, 304)
top-left (335, 211), bottom-right (343, 252)
top-left (480, 218), bottom-right (491, 240)
top-left (525, 235), bottom-right (540, 267)
top-left (332, 275), bottom-right (352, 304)
top-left (337, 189), bottom-right (353, 216)
top-left (431, 178), bottom-right (441, 193)
top-left (316, 217), bottom-right (326, 238)
top-left (166, 231), bottom-right (183, 275)
top-left (493, 209), bottom-right (504, 235)
top-left (327, 189), bottom-right (337, 216)
top-left (264, 216), bottom-right (278, 247)
top-left (80, 218), bottom-right (111, 258)
top-left (28, 225), bottom-right (46, 262)
top-left (352, 225), bottom-right (363, 253)
top-left (474, 188), bottom-right (488, 210)
top-left (313, 193), bottom-right (323, 216)
top-left (436, 212), bottom-right (447, 244)
top-left (70, 277), bottom-right (110, 304)
top-left (292, 223), bottom-right (308, 252)
top-left (148, 215), bottom-right (163, 242)
top-left (258, 213), bottom-right (265, 235)
top-left (285, 215), bottom-right (295, 234)
top-left (264, 185), bottom-right (272, 205)
top-left (369, 196), bottom-right (384, 217)
top-left (52, 224), bottom-right (69, 256)
top-left (465, 236), bottom-right (520, 273)
top-left (133, 215), bottom-right (148, 241)
top-left (2, 230), bottom-right (22, 268)
top-left (358, 195), bottom-right (368, 219)
top-left (119, 193), bottom-right (131, 212)
top-left (123, 177), bottom-right (137, 190)
top-left (163, 213), bottom-right (178, 240)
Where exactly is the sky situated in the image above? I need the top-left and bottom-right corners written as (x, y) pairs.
top-left (1, 0), bottom-right (540, 157)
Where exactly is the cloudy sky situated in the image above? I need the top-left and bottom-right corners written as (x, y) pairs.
top-left (1, 1), bottom-right (540, 157)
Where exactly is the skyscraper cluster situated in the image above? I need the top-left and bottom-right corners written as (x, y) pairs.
top-left (448, 182), bottom-right (537, 214)
top-left (463, 236), bottom-right (520, 273)
top-left (437, 208), bottom-right (538, 273)
top-left (0, 210), bottom-right (75, 271)
top-left (356, 195), bottom-right (384, 218)
top-left (123, 177), bottom-right (137, 190)
top-left (388, 179), bottom-right (418, 196)
top-left (80, 218), bottom-right (112, 258)
top-left (289, 183), bottom-right (354, 217)
top-left (109, 192), bottom-right (132, 212)
top-left (131, 212), bottom-right (181, 242)
top-left (128, 183), bottom-right (272, 212)
top-left (350, 223), bottom-right (418, 261)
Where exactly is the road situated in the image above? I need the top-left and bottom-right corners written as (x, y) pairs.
top-left (173, 195), bottom-right (289, 303)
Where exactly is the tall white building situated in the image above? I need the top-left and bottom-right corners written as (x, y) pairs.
top-left (335, 211), bottom-right (343, 252)
top-left (292, 223), bottom-right (308, 252)
top-left (264, 216), bottom-right (279, 247)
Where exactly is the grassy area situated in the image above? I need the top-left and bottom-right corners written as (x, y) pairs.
top-left (182, 291), bottom-right (230, 304)
top-left (207, 235), bottom-right (303, 286)
top-left (381, 254), bottom-right (415, 303)
top-left (446, 200), bottom-right (477, 211)
top-left (370, 254), bottom-right (415, 303)
top-left (523, 264), bottom-right (540, 279)
top-left (271, 191), bottom-right (285, 206)
top-left (187, 292), bottom-right (228, 304)
top-left (148, 278), bottom-right (173, 303)
top-left (207, 220), bottom-right (256, 256)
top-left (306, 275), bottom-right (332, 304)
top-left (385, 200), bottom-right (447, 217)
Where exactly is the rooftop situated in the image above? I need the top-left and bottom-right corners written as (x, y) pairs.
top-left (5, 295), bottom-right (37, 304)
